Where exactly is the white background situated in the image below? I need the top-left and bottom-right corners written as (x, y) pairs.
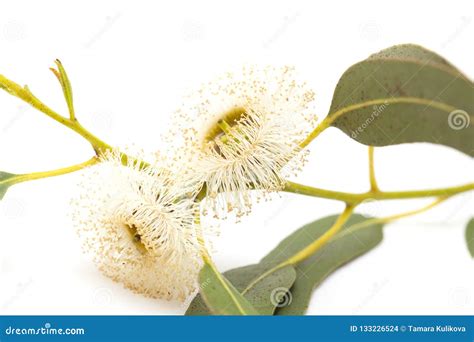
top-left (0, 0), bottom-right (473, 315)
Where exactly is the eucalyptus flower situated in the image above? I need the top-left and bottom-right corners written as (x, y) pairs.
top-left (168, 65), bottom-right (317, 218)
top-left (72, 151), bottom-right (202, 301)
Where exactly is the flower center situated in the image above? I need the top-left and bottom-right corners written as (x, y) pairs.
top-left (125, 223), bottom-right (148, 254)
top-left (204, 107), bottom-right (246, 143)
top-left (203, 107), bottom-right (248, 155)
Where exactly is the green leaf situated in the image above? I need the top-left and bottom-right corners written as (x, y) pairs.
top-left (329, 44), bottom-right (474, 156)
top-left (50, 59), bottom-right (75, 120)
top-left (0, 171), bottom-right (18, 200)
top-left (187, 214), bottom-right (383, 315)
top-left (197, 262), bottom-right (259, 315)
top-left (187, 264), bottom-right (296, 315)
top-left (270, 214), bottom-right (384, 315)
top-left (466, 218), bottom-right (474, 258)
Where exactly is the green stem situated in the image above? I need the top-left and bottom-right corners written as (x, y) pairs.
top-left (300, 116), bottom-right (332, 149)
top-left (333, 196), bottom-right (449, 241)
top-left (243, 195), bottom-right (452, 296)
top-left (0, 74), bottom-right (111, 153)
top-left (284, 181), bottom-right (474, 204)
top-left (368, 146), bottom-right (379, 192)
top-left (194, 206), bottom-right (252, 314)
top-left (299, 96), bottom-right (457, 148)
top-left (194, 212), bottom-right (212, 264)
top-left (2, 157), bottom-right (99, 187)
top-left (242, 205), bottom-right (356, 295)
top-left (279, 204), bottom-right (356, 266)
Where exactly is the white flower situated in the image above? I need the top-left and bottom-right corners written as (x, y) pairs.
top-left (72, 151), bottom-right (202, 301)
top-left (168, 65), bottom-right (317, 218)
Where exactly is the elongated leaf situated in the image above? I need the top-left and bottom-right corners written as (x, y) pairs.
top-left (270, 215), bottom-right (384, 315)
top-left (187, 264), bottom-right (296, 315)
top-left (329, 44), bottom-right (473, 156)
top-left (198, 262), bottom-right (259, 315)
top-left (187, 214), bottom-right (383, 315)
top-left (0, 171), bottom-right (18, 200)
top-left (466, 218), bottom-right (474, 258)
top-left (50, 59), bottom-right (75, 120)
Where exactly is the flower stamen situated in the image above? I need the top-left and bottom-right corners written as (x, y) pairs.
top-left (125, 223), bottom-right (148, 254)
top-left (72, 149), bottom-right (203, 301)
top-left (204, 107), bottom-right (247, 143)
top-left (167, 65), bottom-right (317, 218)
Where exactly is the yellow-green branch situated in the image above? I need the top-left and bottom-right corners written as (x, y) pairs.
top-left (280, 204), bottom-right (356, 266)
top-left (284, 181), bottom-right (474, 204)
top-left (300, 97), bottom-right (457, 148)
top-left (1, 157), bottom-right (99, 187)
top-left (0, 74), bottom-right (111, 153)
top-left (241, 195), bottom-right (453, 297)
top-left (242, 205), bottom-right (356, 295)
top-left (332, 196), bottom-right (449, 241)
top-left (368, 146), bottom-right (379, 192)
